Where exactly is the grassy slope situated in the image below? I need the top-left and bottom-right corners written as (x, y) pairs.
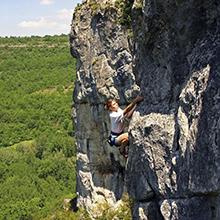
top-left (0, 35), bottom-right (78, 219)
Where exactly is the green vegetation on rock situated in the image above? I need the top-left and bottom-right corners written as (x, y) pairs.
top-left (87, 0), bottom-right (114, 16)
top-left (115, 0), bottom-right (134, 27)
top-left (92, 193), bottom-right (132, 220)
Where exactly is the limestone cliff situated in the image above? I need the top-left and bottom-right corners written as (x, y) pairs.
top-left (69, 0), bottom-right (139, 217)
top-left (70, 0), bottom-right (220, 219)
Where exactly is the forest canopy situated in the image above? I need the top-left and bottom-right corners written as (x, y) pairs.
top-left (0, 35), bottom-right (78, 219)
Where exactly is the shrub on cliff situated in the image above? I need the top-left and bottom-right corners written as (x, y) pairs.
top-left (115, 0), bottom-right (134, 27)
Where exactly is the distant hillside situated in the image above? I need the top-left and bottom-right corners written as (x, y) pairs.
top-left (0, 35), bottom-right (78, 219)
top-left (0, 34), bottom-right (75, 148)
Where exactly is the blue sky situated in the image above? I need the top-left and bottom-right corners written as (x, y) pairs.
top-left (0, 0), bottom-right (82, 37)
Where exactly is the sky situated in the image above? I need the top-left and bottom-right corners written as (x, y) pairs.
top-left (0, 0), bottom-right (82, 37)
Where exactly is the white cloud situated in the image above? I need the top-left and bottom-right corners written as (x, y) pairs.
top-left (40, 0), bottom-right (54, 5)
top-left (57, 8), bottom-right (73, 20)
top-left (16, 4), bottom-right (79, 36)
top-left (18, 17), bottom-right (57, 29)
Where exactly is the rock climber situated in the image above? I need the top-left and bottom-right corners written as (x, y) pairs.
top-left (105, 95), bottom-right (144, 158)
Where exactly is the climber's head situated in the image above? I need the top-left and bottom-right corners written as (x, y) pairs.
top-left (105, 99), bottom-right (119, 112)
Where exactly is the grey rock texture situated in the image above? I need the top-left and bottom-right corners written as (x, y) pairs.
top-left (128, 0), bottom-right (220, 219)
top-left (69, 0), bottom-right (139, 217)
top-left (70, 0), bottom-right (220, 219)
top-left (160, 196), bottom-right (220, 220)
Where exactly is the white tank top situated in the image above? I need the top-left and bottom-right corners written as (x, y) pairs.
top-left (109, 108), bottom-right (124, 134)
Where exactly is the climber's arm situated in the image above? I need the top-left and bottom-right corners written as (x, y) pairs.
top-left (123, 96), bottom-right (143, 116)
top-left (124, 104), bottom-right (137, 119)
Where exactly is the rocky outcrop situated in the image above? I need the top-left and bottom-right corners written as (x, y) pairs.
top-left (69, 0), bottom-right (139, 217)
top-left (70, 0), bottom-right (220, 219)
top-left (128, 0), bottom-right (220, 219)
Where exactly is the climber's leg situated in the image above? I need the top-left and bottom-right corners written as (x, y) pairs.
top-left (115, 132), bottom-right (128, 146)
top-left (115, 133), bottom-right (129, 158)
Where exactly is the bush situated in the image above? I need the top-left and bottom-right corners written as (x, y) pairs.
top-left (115, 0), bottom-right (134, 27)
top-left (93, 193), bottom-right (132, 220)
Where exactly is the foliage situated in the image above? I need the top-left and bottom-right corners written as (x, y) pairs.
top-left (44, 207), bottom-right (92, 220)
top-left (0, 35), bottom-right (75, 148)
top-left (92, 193), bottom-right (132, 220)
top-left (115, 0), bottom-right (134, 27)
top-left (0, 143), bottom-right (77, 219)
top-left (89, 0), bottom-right (100, 12)
top-left (88, 1), bottom-right (106, 15)
top-left (0, 35), bottom-right (77, 219)
top-left (133, 0), bottom-right (143, 10)
top-left (75, 3), bottom-right (83, 12)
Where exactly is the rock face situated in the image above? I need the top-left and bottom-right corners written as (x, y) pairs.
top-left (69, 0), bottom-right (139, 217)
top-left (70, 0), bottom-right (220, 219)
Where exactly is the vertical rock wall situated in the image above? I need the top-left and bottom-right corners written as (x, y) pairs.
top-left (69, 0), bottom-right (139, 216)
top-left (70, 0), bottom-right (220, 219)
top-left (128, 0), bottom-right (220, 219)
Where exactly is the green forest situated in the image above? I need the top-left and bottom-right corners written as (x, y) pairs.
top-left (0, 35), bottom-right (79, 219)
